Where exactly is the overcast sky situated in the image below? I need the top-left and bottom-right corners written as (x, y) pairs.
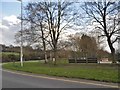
top-left (0, 0), bottom-right (118, 52)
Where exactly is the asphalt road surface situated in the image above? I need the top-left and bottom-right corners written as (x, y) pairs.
top-left (2, 70), bottom-right (118, 88)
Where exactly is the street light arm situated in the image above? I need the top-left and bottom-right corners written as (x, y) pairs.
top-left (17, 0), bottom-right (22, 2)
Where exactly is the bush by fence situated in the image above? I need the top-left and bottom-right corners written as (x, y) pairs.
top-left (1, 52), bottom-right (44, 62)
top-left (1, 52), bottom-right (20, 62)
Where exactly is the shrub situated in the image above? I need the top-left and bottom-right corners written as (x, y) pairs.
top-left (2, 52), bottom-right (19, 62)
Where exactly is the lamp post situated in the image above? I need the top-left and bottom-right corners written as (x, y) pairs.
top-left (117, 1), bottom-right (120, 63)
top-left (17, 0), bottom-right (23, 67)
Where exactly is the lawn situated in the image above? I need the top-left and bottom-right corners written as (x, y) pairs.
top-left (2, 60), bottom-right (120, 83)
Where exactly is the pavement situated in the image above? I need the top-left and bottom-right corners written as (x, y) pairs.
top-left (2, 69), bottom-right (119, 88)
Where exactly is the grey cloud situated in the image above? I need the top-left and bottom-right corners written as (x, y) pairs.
top-left (0, 15), bottom-right (21, 45)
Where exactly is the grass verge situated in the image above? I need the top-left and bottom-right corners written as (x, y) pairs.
top-left (2, 60), bottom-right (120, 83)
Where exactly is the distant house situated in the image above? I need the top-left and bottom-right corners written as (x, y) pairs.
top-left (101, 58), bottom-right (109, 62)
top-left (100, 58), bottom-right (112, 64)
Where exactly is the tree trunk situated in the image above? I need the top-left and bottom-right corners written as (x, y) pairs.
top-left (50, 51), bottom-right (52, 61)
top-left (103, 12), bottom-right (116, 63)
top-left (44, 51), bottom-right (47, 64)
top-left (53, 49), bottom-right (57, 65)
top-left (107, 38), bottom-right (116, 63)
top-left (111, 52), bottom-right (116, 63)
top-left (43, 40), bottom-right (47, 64)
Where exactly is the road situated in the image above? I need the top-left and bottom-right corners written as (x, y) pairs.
top-left (2, 70), bottom-right (118, 88)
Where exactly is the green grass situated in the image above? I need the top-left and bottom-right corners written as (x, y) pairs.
top-left (2, 60), bottom-right (119, 83)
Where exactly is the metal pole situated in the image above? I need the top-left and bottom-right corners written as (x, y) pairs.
top-left (21, 0), bottom-right (23, 67)
top-left (17, 0), bottom-right (23, 67)
top-left (118, 1), bottom-right (120, 54)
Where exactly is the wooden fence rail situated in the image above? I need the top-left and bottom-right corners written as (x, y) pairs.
top-left (68, 58), bottom-right (97, 63)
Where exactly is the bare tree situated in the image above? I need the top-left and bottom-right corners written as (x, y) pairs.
top-left (37, 1), bottom-right (77, 65)
top-left (82, 0), bottom-right (120, 63)
top-left (16, 0), bottom-right (78, 65)
top-left (15, 3), bottom-right (49, 63)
